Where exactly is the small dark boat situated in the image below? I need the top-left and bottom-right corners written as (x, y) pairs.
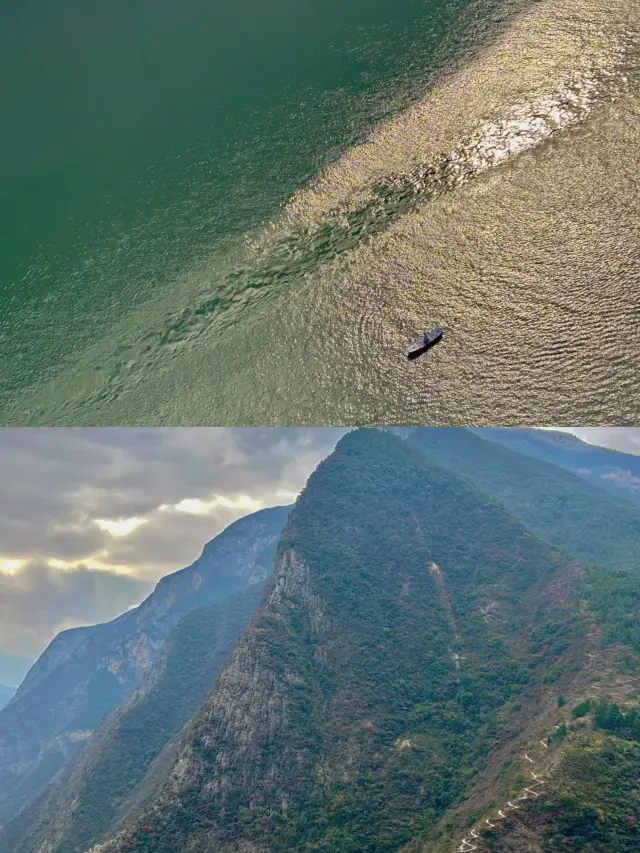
top-left (407, 328), bottom-right (443, 360)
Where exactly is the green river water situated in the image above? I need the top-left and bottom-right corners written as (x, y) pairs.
top-left (1, 0), bottom-right (638, 424)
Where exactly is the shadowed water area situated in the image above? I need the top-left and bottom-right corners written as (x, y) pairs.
top-left (1, 0), bottom-right (638, 425)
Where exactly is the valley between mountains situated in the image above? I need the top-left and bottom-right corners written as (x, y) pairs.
top-left (1, 428), bottom-right (639, 853)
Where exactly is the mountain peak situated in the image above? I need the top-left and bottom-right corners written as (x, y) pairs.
top-left (92, 428), bottom-right (591, 853)
top-left (5, 432), bottom-right (640, 853)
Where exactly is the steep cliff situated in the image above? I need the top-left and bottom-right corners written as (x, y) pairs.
top-left (87, 429), bottom-right (639, 853)
top-left (0, 505), bottom-right (290, 826)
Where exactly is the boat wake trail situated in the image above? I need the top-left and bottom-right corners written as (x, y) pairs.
top-left (89, 52), bottom-right (632, 409)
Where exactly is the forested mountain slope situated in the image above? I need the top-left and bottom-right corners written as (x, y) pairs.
top-left (478, 701), bottom-right (640, 853)
top-left (414, 696), bottom-right (640, 853)
top-left (86, 429), bottom-right (640, 853)
top-left (407, 428), bottom-right (640, 577)
top-left (476, 428), bottom-right (640, 506)
top-left (0, 505), bottom-right (290, 826)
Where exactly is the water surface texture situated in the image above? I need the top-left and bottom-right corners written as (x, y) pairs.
top-left (1, 0), bottom-right (638, 424)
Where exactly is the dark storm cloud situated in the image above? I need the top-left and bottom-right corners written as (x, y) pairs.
top-left (0, 428), bottom-right (347, 657)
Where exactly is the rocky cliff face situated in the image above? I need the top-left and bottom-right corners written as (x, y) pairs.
top-left (0, 504), bottom-right (291, 827)
top-left (86, 429), bottom-right (640, 853)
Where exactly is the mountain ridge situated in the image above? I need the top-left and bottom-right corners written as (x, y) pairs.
top-left (0, 504), bottom-right (291, 827)
top-left (0, 583), bottom-right (268, 853)
top-left (4, 429), bottom-right (640, 853)
top-left (475, 428), bottom-right (640, 506)
top-left (85, 428), bottom-right (637, 853)
top-left (407, 428), bottom-right (640, 578)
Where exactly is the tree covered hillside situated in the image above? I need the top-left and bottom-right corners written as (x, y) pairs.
top-left (407, 428), bottom-right (640, 577)
top-left (91, 429), bottom-right (604, 853)
top-left (470, 700), bottom-right (640, 853)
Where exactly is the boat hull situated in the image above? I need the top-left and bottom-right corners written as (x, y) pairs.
top-left (407, 330), bottom-right (443, 360)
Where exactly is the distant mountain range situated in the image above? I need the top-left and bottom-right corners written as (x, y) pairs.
top-left (1, 429), bottom-right (639, 853)
top-left (476, 428), bottom-right (640, 506)
top-left (0, 582), bottom-right (267, 853)
top-left (0, 504), bottom-right (291, 828)
top-left (408, 428), bottom-right (640, 578)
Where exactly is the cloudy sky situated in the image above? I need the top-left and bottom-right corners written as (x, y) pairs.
top-left (0, 428), bottom-right (346, 660)
top-left (568, 428), bottom-right (640, 456)
top-left (0, 426), bottom-right (638, 662)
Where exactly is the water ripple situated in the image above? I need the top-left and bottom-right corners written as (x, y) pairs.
top-left (85, 54), bottom-right (634, 409)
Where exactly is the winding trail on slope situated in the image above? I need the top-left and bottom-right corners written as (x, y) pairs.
top-left (451, 726), bottom-right (555, 851)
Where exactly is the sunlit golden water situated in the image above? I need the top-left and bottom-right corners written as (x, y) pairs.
top-left (5, 0), bottom-right (639, 425)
